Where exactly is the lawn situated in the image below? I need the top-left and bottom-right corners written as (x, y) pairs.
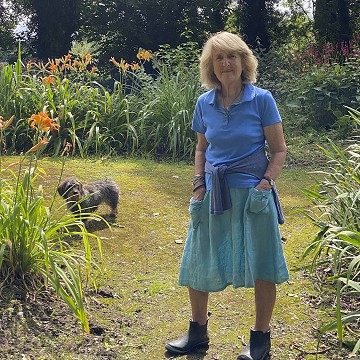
top-left (0, 156), bottom-right (354, 359)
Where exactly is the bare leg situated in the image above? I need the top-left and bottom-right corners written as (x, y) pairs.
top-left (188, 287), bottom-right (209, 325)
top-left (165, 287), bottom-right (210, 354)
top-left (254, 279), bottom-right (276, 332)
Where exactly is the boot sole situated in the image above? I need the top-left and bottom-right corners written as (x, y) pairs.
top-left (165, 341), bottom-right (209, 355)
top-left (237, 351), bottom-right (271, 360)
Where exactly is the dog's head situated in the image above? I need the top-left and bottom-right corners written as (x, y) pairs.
top-left (57, 178), bottom-right (84, 202)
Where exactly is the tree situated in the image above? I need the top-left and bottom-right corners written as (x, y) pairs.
top-left (314, 0), bottom-right (352, 45)
top-left (232, 0), bottom-right (283, 52)
top-left (12, 0), bottom-right (81, 60)
top-left (349, 0), bottom-right (360, 33)
top-left (0, 2), bottom-right (16, 59)
top-left (79, 0), bottom-right (230, 68)
top-left (242, 0), bottom-right (271, 50)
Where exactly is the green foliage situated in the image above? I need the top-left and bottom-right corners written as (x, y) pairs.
top-left (132, 41), bottom-right (202, 159)
top-left (2, 35), bottom-right (359, 159)
top-left (300, 112), bottom-right (360, 354)
top-left (70, 38), bottom-right (102, 59)
top-left (0, 63), bottom-right (16, 117)
top-left (19, 0), bottom-right (81, 59)
top-left (314, 0), bottom-right (352, 45)
top-left (238, 0), bottom-right (271, 51)
top-left (0, 156), bottom-right (103, 333)
top-left (135, 70), bottom-right (200, 159)
top-left (283, 37), bottom-right (360, 133)
top-left (79, 0), bottom-right (229, 68)
top-left (0, 2), bottom-right (16, 57)
top-left (0, 41), bottom-right (202, 159)
top-left (0, 82), bottom-right (104, 333)
top-left (256, 41), bottom-right (295, 98)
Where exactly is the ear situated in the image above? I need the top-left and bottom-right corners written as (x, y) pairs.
top-left (58, 180), bottom-right (70, 196)
top-left (77, 181), bottom-right (84, 195)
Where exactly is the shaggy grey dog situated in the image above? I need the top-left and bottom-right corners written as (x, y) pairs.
top-left (58, 178), bottom-right (119, 217)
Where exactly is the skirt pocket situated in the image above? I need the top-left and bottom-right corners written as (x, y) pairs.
top-left (248, 188), bottom-right (271, 214)
top-left (189, 193), bottom-right (207, 228)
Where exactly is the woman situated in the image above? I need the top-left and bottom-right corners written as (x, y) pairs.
top-left (165, 31), bottom-right (289, 360)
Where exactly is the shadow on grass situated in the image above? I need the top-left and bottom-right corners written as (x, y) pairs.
top-left (164, 345), bottom-right (209, 359)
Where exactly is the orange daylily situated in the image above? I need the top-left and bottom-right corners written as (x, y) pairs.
top-left (82, 52), bottom-right (92, 64)
top-left (90, 66), bottom-right (98, 74)
top-left (63, 53), bottom-right (72, 63)
top-left (42, 76), bottom-right (56, 85)
top-left (110, 57), bottom-right (130, 72)
top-left (137, 50), bottom-right (152, 62)
top-left (130, 63), bottom-right (141, 71)
top-left (47, 61), bottom-right (58, 73)
top-left (26, 138), bottom-right (49, 153)
top-left (64, 63), bottom-right (76, 71)
top-left (0, 115), bottom-right (15, 131)
top-left (110, 57), bottom-right (120, 67)
top-left (119, 59), bottom-right (129, 71)
top-left (28, 112), bottom-right (60, 132)
top-left (72, 59), bottom-right (82, 67)
top-left (26, 60), bottom-right (34, 70)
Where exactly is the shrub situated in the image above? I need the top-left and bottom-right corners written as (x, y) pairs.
top-left (284, 35), bottom-right (360, 133)
top-left (300, 108), bottom-right (360, 355)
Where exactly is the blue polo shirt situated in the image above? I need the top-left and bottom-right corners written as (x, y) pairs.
top-left (192, 83), bottom-right (282, 189)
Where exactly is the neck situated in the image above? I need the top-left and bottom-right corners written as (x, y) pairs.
top-left (220, 84), bottom-right (244, 109)
top-left (221, 84), bottom-right (243, 98)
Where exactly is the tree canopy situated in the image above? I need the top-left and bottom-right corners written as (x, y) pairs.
top-left (0, 2), bottom-right (16, 58)
top-left (0, 0), bottom-right (358, 63)
top-left (314, 0), bottom-right (352, 45)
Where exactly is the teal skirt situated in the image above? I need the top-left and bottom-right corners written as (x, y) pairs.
top-left (178, 188), bottom-right (289, 292)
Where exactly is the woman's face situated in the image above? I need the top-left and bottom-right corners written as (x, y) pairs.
top-left (212, 49), bottom-right (242, 87)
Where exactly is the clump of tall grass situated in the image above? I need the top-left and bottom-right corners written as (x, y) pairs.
top-left (110, 41), bottom-right (202, 160)
top-left (300, 107), bottom-right (360, 356)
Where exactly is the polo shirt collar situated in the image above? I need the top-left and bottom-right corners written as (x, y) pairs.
top-left (207, 83), bottom-right (256, 106)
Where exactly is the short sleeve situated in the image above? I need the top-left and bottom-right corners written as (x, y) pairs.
top-left (260, 91), bottom-right (282, 127)
top-left (191, 98), bottom-right (206, 134)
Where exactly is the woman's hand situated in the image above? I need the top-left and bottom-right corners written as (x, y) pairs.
top-left (255, 178), bottom-right (272, 191)
top-left (193, 185), bottom-right (206, 201)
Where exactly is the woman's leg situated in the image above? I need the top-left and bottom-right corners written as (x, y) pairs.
top-left (254, 279), bottom-right (276, 331)
top-left (237, 280), bottom-right (275, 359)
top-left (189, 287), bottom-right (209, 325)
top-left (165, 287), bottom-right (210, 354)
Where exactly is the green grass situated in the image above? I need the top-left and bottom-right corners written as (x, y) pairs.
top-left (0, 156), bottom-right (355, 359)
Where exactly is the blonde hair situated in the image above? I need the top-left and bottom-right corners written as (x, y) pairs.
top-left (200, 31), bottom-right (258, 89)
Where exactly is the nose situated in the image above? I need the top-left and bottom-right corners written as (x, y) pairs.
top-left (222, 57), bottom-right (230, 66)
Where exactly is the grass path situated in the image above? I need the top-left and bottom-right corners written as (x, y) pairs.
top-left (0, 157), bottom-right (352, 359)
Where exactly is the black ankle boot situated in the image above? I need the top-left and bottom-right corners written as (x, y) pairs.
top-left (165, 313), bottom-right (210, 354)
top-left (237, 329), bottom-right (271, 360)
